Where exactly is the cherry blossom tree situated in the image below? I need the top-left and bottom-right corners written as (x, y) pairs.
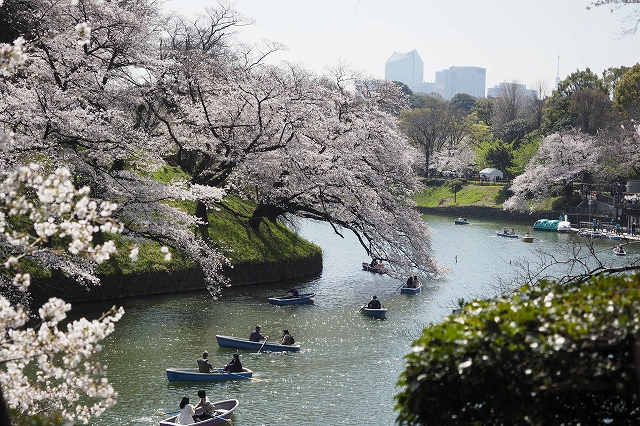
top-left (504, 130), bottom-right (603, 211)
top-left (0, 163), bottom-right (129, 424)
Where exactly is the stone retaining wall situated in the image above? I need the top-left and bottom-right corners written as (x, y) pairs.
top-left (29, 251), bottom-right (323, 304)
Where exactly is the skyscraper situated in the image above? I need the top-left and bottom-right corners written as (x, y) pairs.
top-left (435, 66), bottom-right (486, 100)
top-left (384, 49), bottom-right (424, 92)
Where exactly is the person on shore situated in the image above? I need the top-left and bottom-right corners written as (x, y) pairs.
top-left (176, 396), bottom-right (195, 425)
top-left (197, 351), bottom-right (213, 373)
top-left (280, 329), bottom-right (295, 345)
top-left (367, 295), bottom-right (382, 309)
top-left (223, 353), bottom-right (243, 373)
top-left (194, 389), bottom-right (216, 421)
top-left (249, 325), bottom-right (268, 342)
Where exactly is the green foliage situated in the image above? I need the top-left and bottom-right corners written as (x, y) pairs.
top-left (542, 68), bottom-right (608, 133)
top-left (473, 97), bottom-right (493, 126)
top-left (482, 140), bottom-right (514, 178)
top-left (396, 273), bottom-right (640, 425)
top-left (150, 164), bottom-right (191, 183)
top-left (550, 191), bottom-right (582, 211)
top-left (208, 195), bottom-right (320, 263)
top-left (613, 63), bottom-right (640, 116)
top-left (450, 93), bottom-right (476, 115)
top-left (493, 118), bottom-right (531, 146)
top-left (510, 135), bottom-right (540, 176)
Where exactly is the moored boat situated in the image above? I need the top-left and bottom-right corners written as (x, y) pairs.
top-left (578, 229), bottom-right (604, 238)
top-left (158, 398), bottom-right (239, 426)
top-left (533, 219), bottom-right (560, 231)
top-left (361, 307), bottom-right (387, 319)
top-left (454, 217), bottom-right (470, 225)
top-left (166, 368), bottom-right (253, 382)
top-left (268, 292), bottom-right (315, 305)
top-left (557, 220), bottom-right (572, 232)
top-left (215, 334), bottom-right (300, 352)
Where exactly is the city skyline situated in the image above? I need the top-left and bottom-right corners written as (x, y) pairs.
top-left (163, 0), bottom-right (640, 94)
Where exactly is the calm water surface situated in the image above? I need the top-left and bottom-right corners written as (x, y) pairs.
top-left (78, 215), bottom-right (635, 426)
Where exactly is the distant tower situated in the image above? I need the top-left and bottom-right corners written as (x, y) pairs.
top-left (555, 53), bottom-right (561, 88)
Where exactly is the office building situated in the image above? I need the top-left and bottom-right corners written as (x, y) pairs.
top-left (384, 49), bottom-right (424, 92)
top-left (435, 66), bottom-right (486, 100)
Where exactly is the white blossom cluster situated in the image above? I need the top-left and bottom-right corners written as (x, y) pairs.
top-left (0, 37), bottom-right (27, 78)
top-left (0, 296), bottom-right (124, 423)
top-left (0, 164), bottom-right (126, 289)
top-left (0, 163), bottom-right (133, 423)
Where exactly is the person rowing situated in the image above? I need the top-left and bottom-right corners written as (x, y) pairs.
top-left (283, 285), bottom-right (299, 298)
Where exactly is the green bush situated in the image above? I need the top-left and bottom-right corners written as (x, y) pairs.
top-left (396, 273), bottom-right (640, 425)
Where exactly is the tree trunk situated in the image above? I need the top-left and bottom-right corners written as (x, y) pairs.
top-left (195, 200), bottom-right (209, 241)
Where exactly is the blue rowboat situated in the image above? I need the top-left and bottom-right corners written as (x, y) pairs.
top-left (400, 283), bottom-right (422, 294)
top-left (268, 292), bottom-right (315, 305)
top-left (215, 334), bottom-right (300, 352)
top-left (454, 218), bottom-right (469, 225)
top-left (361, 307), bottom-right (387, 319)
top-left (496, 231), bottom-right (518, 238)
top-left (158, 398), bottom-right (238, 426)
top-left (165, 368), bottom-right (253, 382)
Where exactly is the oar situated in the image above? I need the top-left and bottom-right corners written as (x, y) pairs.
top-left (359, 304), bottom-right (366, 312)
top-left (213, 368), bottom-right (261, 382)
top-left (155, 410), bottom-right (179, 416)
top-left (257, 337), bottom-right (268, 354)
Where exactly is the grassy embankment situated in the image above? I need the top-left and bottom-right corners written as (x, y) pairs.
top-left (414, 179), bottom-right (557, 211)
top-left (24, 165), bottom-right (321, 282)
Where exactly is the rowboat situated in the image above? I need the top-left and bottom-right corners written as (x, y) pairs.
top-left (521, 234), bottom-right (534, 243)
top-left (165, 368), bottom-right (253, 382)
top-left (268, 292), bottom-right (315, 305)
top-left (361, 307), bottom-right (387, 319)
top-left (158, 398), bottom-right (238, 426)
top-left (362, 262), bottom-right (385, 273)
top-left (613, 246), bottom-right (627, 256)
top-left (496, 231), bottom-right (518, 238)
top-left (454, 217), bottom-right (469, 225)
top-left (215, 334), bottom-right (300, 352)
top-left (400, 282), bottom-right (422, 294)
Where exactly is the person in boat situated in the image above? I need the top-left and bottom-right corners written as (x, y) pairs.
top-left (511, 228), bottom-right (515, 235)
top-left (616, 244), bottom-right (626, 254)
top-left (413, 275), bottom-right (420, 287)
top-left (223, 353), bottom-right (243, 373)
top-left (249, 325), bottom-right (268, 342)
top-left (370, 258), bottom-right (378, 267)
top-left (280, 329), bottom-right (295, 345)
top-left (197, 351), bottom-right (213, 373)
top-left (176, 395), bottom-right (196, 425)
top-left (405, 275), bottom-right (414, 288)
top-left (367, 295), bottom-right (382, 309)
top-left (283, 286), bottom-right (300, 297)
top-left (503, 227), bottom-right (508, 234)
top-left (194, 389), bottom-right (216, 421)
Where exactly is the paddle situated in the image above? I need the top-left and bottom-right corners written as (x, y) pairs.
top-left (359, 304), bottom-right (366, 312)
top-left (213, 368), bottom-right (261, 382)
top-left (155, 410), bottom-right (179, 416)
top-left (257, 336), bottom-right (268, 354)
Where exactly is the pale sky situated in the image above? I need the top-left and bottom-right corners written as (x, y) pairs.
top-left (162, 0), bottom-right (640, 94)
